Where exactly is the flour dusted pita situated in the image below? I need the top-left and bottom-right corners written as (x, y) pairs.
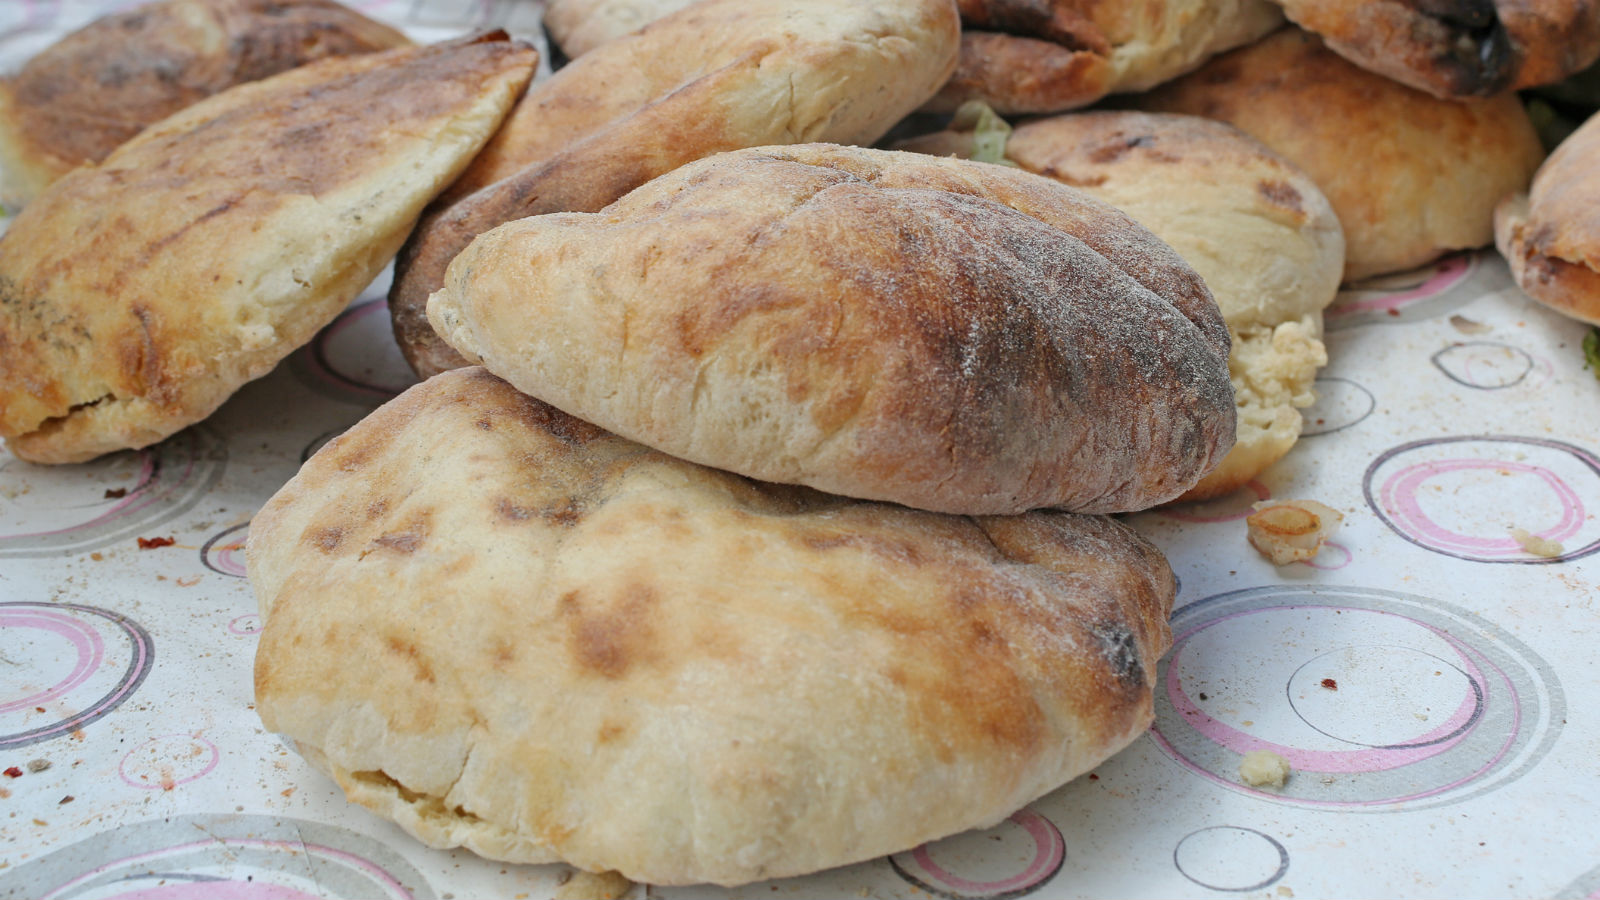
top-left (1497, 110), bottom-right (1600, 326)
top-left (249, 367), bottom-right (1176, 887)
top-left (389, 0), bottom-right (961, 377)
top-left (0, 0), bottom-right (410, 209)
top-left (898, 110), bottom-right (1342, 500)
top-left (1139, 27), bottom-right (1545, 281)
top-left (0, 34), bottom-right (537, 464)
top-left (428, 144), bottom-right (1236, 515)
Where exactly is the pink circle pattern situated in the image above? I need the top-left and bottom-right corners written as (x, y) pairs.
top-left (0, 603), bottom-right (153, 749)
top-left (1151, 585), bottom-right (1563, 810)
top-left (890, 810), bottom-right (1066, 899)
top-left (1364, 436), bottom-right (1600, 563)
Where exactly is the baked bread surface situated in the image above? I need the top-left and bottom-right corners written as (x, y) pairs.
top-left (0, 0), bottom-right (411, 209)
top-left (899, 111), bottom-right (1342, 500)
top-left (390, 0), bottom-right (962, 377)
top-left (428, 144), bottom-right (1236, 515)
top-left (1139, 26), bottom-right (1545, 281)
top-left (0, 35), bottom-right (537, 463)
top-left (1496, 111), bottom-right (1600, 326)
top-left (249, 367), bottom-right (1177, 886)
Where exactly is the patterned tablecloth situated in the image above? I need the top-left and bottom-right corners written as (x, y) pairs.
top-left (1, 3), bottom-right (1597, 899)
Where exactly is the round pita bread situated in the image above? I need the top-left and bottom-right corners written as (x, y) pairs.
top-left (427, 144), bottom-right (1237, 515)
top-left (249, 367), bottom-right (1176, 887)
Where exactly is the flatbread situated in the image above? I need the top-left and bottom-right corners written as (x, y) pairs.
top-left (427, 144), bottom-right (1236, 515)
top-left (390, 0), bottom-right (961, 377)
top-left (923, 0), bottom-right (1284, 114)
top-left (1269, 0), bottom-right (1600, 98)
top-left (898, 111), bottom-right (1342, 500)
top-left (1138, 26), bottom-right (1545, 281)
top-left (543, 0), bottom-right (699, 57)
top-left (0, 0), bottom-right (410, 209)
top-left (1496, 111), bottom-right (1600, 326)
top-left (249, 366), bottom-right (1177, 887)
top-left (0, 34), bottom-right (537, 464)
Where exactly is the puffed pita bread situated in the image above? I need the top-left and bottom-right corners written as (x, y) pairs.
top-left (1139, 26), bottom-right (1545, 281)
top-left (1269, 0), bottom-right (1600, 98)
top-left (898, 111), bottom-right (1342, 500)
top-left (249, 366), bottom-right (1177, 887)
top-left (0, 34), bottom-right (537, 464)
top-left (1496, 111), bottom-right (1600, 326)
top-left (0, 0), bottom-right (410, 209)
top-left (923, 0), bottom-right (1285, 114)
top-left (428, 144), bottom-right (1236, 515)
top-left (390, 0), bottom-right (961, 377)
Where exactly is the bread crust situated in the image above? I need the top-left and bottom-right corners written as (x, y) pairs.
top-left (0, 0), bottom-right (410, 209)
top-left (544, 0), bottom-right (700, 56)
top-left (0, 35), bottom-right (537, 463)
top-left (427, 144), bottom-right (1235, 515)
top-left (250, 367), bottom-right (1176, 886)
top-left (923, 0), bottom-right (1283, 114)
top-left (899, 111), bottom-right (1341, 501)
top-left (1271, 0), bottom-right (1600, 97)
top-left (1139, 27), bottom-right (1545, 281)
top-left (1496, 113), bottom-right (1600, 326)
top-left (390, 0), bottom-right (962, 378)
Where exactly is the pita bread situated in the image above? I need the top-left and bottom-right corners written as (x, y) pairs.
top-left (0, 0), bottom-right (410, 209)
top-left (898, 111), bottom-right (1342, 500)
top-left (428, 144), bottom-right (1236, 515)
top-left (250, 366), bottom-right (1176, 886)
top-left (390, 0), bottom-right (962, 377)
top-left (0, 34), bottom-right (537, 464)
top-left (1496, 111), bottom-right (1600, 326)
top-left (1269, 0), bottom-right (1600, 98)
top-left (1139, 27), bottom-right (1545, 281)
top-left (923, 0), bottom-right (1284, 114)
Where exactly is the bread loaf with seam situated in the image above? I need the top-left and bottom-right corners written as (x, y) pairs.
top-left (250, 366), bottom-right (1177, 886)
top-left (427, 144), bottom-right (1236, 515)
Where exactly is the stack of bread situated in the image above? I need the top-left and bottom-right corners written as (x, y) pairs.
top-left (1, 0), bottom-right (1597, 888)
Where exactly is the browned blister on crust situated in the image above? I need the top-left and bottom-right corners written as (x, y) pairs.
top-left (1270, 0), bottom-right (1600, 97)
top-left (1496, 112), bottom-right (1600, 326)
top-left (427, 144), bottom-right (1235, 515)
top-left (1139, 27), bottom-right (1545, 281)
top-left (0, 35), bottom-right (537, 464)
top-left (0, 0), bottom-right (411, 208)
top-left (390, 0), bottom-right (962, 378)
top-left (249, 366), bottom-right (1176, 886)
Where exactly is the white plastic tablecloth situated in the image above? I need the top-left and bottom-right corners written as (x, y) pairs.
top-left (1, 3), bottom-right (1597, 898)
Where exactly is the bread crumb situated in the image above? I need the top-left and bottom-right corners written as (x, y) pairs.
top-left (554, 870), bottom-right (634, 900)
top-left (1247, 500), bottom-right (1343, 564)
top-left (1508, 527), bottom-right (1563, 558)
top-left (1239, 750), bottom-right (1291, 788)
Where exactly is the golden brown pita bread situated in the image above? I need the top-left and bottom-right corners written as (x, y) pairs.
top-left (923, 0), bottom-right (1284, 114)
top-left (1139, 27), bottom-right (1545, 281)
top-left (388, 0), bottom-right (961, 377)
top-left (0, 0), bottom-right (410, 209)
top-left (1496, 111), bottom-right (1600, 326)
top-left (428, 144), bottom-right (1236, 515)
top-left (1269, 0), bottom-right (1600, 98)
top-left (898, 111), bottom-right (1343, 501)
top-left (0, 34), bottom-right (537, 464)
top-left (250, 367), bottom-right (1176, 886)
